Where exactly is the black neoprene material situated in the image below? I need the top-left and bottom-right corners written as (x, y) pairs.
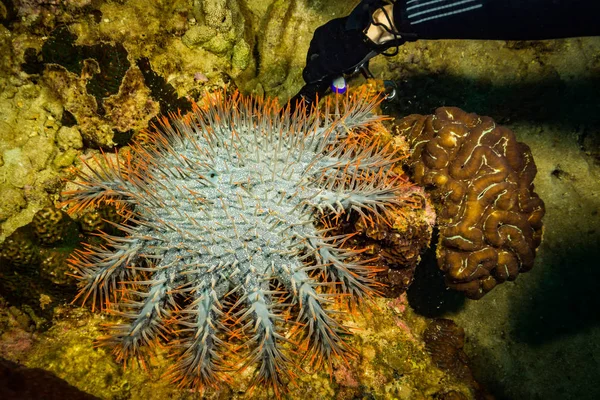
top-left (393, 0), bottom-right (600, 40)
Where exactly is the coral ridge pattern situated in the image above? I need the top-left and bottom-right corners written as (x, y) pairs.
top-left (399, 107), bottom-right (545, 298)
top-left (63, 90), bottom-right (412, 394)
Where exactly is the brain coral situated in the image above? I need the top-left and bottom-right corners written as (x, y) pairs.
top-left (62, 90), bottom-right (421, 395)
top-left (397, 107), bottom-right (545, 299)
top-left (32, 207), bottom-right (68, 245)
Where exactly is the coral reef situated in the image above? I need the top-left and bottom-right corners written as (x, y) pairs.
top-left (10, 0), bottom-right (92, 29)
top-left (423, 319), bottom-right (468, 374)
top-left (184, 0), bottom-right (248, 62)
top-left (31, 206), bottom-right (68, 245)
top-left (0, 79), bottom-right (67, 242)
top-left (0, 223), bottom-right (76, 321)
top-left (3, 2), bottom-right (597, 399)
top-left (39, 249), bottom-right (73, 286)
top-left (0, 24), bottom-right (81, 243)
top-left (0, 298), bottom-right (37, 360)
top-left (423, 318), bottom-right (492, 399)
top-left (62, 90), bottom-right (425, 395)
top-left (397, 107), bottom-right (545, 298)
top-left (74, 202), bottom-right (128, 234)
top-left (136, 57), bottom-right (192, 116)
top-left (0, 199), bottom-right (77, 321)
top-left (76, 209), bottom-right (104, 233)
top-left (331, 189), bottom-right (436, 298)
top-left (34, 26), bottom-right (159, 147)
top-left (368, 191), bottom-right (436, 296)
top-left (0, 229), bottom-right (39, 268)
top-left (4, 306), bottom-right (136, 400)
top-left (42, 61), bottom-right (158, 147)
top-left (3, 296), bottom-right (477, 399)
top-left (247, 0), bottom-right (340, 99)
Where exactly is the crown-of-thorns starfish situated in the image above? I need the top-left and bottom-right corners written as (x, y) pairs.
top-left (63, 89), bottom-right (413, 396)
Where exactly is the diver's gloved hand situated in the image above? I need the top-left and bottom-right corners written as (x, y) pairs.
top-left (302, 0), bottom-right (405, 85)
top-left (302, 18), bottom-right (376, 85)
top-left (288, 1), bottom-right (408, 113)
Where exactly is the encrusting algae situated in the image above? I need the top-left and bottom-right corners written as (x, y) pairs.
top-left (61, 89), bottom-right (426, 396)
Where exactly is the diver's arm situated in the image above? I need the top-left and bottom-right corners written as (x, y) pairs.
top-left (290, 0), bottom-right (600, 109)
top-left (301, 0), bottom-right (600, 87)
top-left (393, 0), bottom-right (600, 40)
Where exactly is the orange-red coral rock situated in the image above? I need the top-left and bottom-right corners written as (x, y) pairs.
top-left (397, 107), bottom-right (545, 299)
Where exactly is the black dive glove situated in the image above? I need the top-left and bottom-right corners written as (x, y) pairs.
top-left (288, 0), bottom-right (407, 111)
top-left (302, 17), bottom-right (378, 85)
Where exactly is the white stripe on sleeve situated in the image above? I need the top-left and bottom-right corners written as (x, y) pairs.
top-left (410, 3), bottom-right (483, 24)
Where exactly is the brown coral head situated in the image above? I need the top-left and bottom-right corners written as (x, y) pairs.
top-left (398, 107), bottom-right (545, 299)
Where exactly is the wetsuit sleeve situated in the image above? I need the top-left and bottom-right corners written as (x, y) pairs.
top-left (393, 0), bottom-right (600, 40)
